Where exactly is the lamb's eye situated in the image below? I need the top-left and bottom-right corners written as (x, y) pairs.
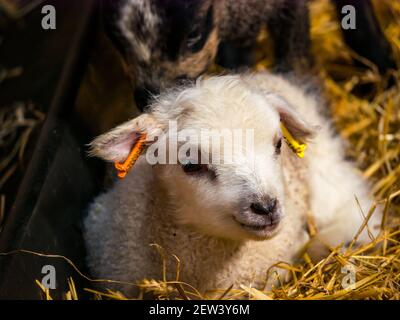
top-left (182, 162), bottom-right (207, 174)
top-left (275, 138), bottom-right (282, 155)
top-left (182, 162), bottom-right (217, 179)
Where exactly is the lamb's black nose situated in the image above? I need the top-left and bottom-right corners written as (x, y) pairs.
top-left (250, 199), bottom-right (277, 216)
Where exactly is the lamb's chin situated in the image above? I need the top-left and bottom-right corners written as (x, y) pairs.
top-left (191, 222), bottom-right (282, 242)
top-left (242, 224), bottom-right (282, 241)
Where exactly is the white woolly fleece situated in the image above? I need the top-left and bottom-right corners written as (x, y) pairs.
top-left (84, 73), bottom-right (381, 296)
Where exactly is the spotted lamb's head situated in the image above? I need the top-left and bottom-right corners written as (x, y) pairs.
top-left (90, 75), bottom-right (316, 241)
top-left (105, 0), bottom-right (219, 109)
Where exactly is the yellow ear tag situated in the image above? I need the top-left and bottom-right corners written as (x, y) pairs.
top-left (280, 123), bottom-right (307, 158)
top-left (114, 134), bottom-right (147, 178)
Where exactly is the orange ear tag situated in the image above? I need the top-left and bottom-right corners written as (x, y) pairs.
top-left (114, 134), bottom-right (147, 178)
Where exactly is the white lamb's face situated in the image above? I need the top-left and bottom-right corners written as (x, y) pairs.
top-left (157, 138), bottom-right (286, 241)
top-left (154, 95), bottom-right (287, 241)
top-left (89, 76), bottom-right (315, 241)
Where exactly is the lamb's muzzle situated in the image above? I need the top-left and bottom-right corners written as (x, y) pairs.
top-left (236, 198), bottom-right (282, 238)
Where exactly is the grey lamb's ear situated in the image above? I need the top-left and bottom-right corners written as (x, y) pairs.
top-left (267, 94), bottom-right (318, 142)
top-left (88, 113), bottom-right (163, 162)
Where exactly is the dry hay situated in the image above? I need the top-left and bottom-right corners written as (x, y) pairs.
top-left (0, 56), bottom-right (43, 232)
top-left (33, 0), bottom-right (400, 300)
top-left (0, 24), bottom-right (44, 232)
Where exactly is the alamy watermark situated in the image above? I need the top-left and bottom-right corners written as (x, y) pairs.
top-left (341, 261), bottom-right (357, 290)
top-left (41, 264), bottom-right (56, 289)
top-left (341, 5), bottom-right (356, 30)
top-left (41, 5), bottom-right (56, 30)
top-left (142, 121), bottom-right (256, 168)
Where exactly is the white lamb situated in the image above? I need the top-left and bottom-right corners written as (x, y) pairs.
top-left (84, 73), bottom-right (381, 297)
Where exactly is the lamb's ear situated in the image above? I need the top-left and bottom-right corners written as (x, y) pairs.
top-left (88, 113), bottom-right (163, 162)
top-left (267, 94), bottom-right (317, 142)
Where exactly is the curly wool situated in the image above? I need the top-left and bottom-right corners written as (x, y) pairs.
top-left (84, 73), bottom-right (381, 296)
